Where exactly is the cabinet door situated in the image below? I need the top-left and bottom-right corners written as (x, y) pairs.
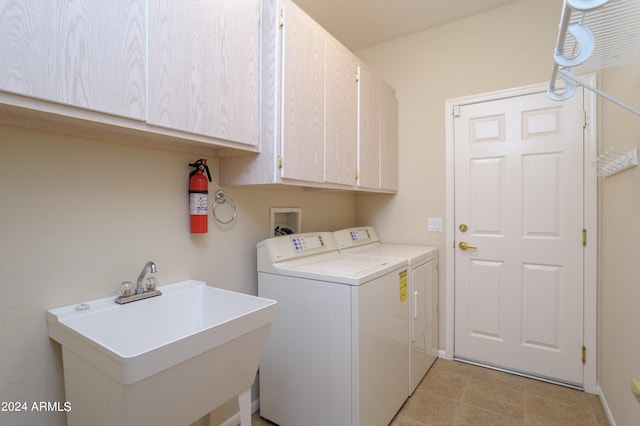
top-left (0, 0), bottom-right (146, 120)
top-left (325, 39), bottom-right (358, 186)
top-left (357, 66), bottom-right (398, 191)
top-left (379, 79), bottom-right (398, 191)
top-left (148, 0), bottom-right (260, 145)
top-left (279, 1), bottom-right (325, 183)
top-left (357, 65), bottom-right (381, 189)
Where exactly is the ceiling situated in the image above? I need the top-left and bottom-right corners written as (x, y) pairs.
top-left (292, 0), bottom-right (523, 51)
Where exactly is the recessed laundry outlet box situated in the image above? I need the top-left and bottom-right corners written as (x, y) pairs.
top-left (270, 207), bottom-right (301, 236)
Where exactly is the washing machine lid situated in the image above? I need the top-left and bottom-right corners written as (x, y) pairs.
top-left (274, 253), bottom-right (407, 285)
top-left (343, 244), bottom-right (438, 265)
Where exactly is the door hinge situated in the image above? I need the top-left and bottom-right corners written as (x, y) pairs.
top-left (453, 105), bottom-right (461, 118)
top-left (355, 70), bottom-right (360, 82)
top-left (582, 110), bottom-right (587, 128)
top-left (279, 12), bottom-right (284, 28)
top-left (582, 346), bottom-right (587, 364)
top-left (582, 229), bottom-right (587, 246)
top-left (277, 156), bottom-right (283, 169)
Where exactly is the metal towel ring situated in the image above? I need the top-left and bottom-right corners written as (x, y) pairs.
top-left (212, 190), bottom-right (237, 224)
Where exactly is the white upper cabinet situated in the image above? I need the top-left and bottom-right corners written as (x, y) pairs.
top-left (358, 65), bottom-right (381, 190)
top-left (147, 0), bottom-right (260, 146)
top-left (279, 1), bottom-right (325, 182)
top-left (0, 0), bottom-right (261, 153)
top-left (0, 0), bottom-right (146, 120)
top-left (357, 64), bottom-right (398, 192)
top-left (280, 0), bottom-right (360, 187)
top-left (379, 78), bottom-right (398, 191)
top-left (325, 38), bottom-right (358, 187)
top-left (219, 0), bottom-right (394, 193)
top-left (0, 0), bottom-right (395, 190)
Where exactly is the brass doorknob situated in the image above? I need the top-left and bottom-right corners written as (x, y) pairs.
top-left (459, 241), bottom-right (477, 251)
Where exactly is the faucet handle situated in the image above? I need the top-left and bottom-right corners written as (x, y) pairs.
top-left (120, 281), bottom-right (134, 297)
top-left (145, 277), bottom-right (158, 291)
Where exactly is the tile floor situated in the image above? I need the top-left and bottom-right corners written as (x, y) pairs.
top-left (252, 358), bottom-right (609, 425)
top-left (390, 359), bottom-right (609, 425)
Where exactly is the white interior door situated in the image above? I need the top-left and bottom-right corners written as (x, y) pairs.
top-left (453, 90), bottom-right (585, 386)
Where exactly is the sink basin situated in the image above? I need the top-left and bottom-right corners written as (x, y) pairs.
top-left (47, 280), bottom-right (276, 426)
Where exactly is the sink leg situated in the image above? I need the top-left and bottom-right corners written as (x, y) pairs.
top-left (238, 388), bottom-right (251, 426)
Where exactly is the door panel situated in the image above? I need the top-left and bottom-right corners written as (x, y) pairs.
top-left (454, 90), bottom-right (584, 386)
top-left (522, 263), bottom-right (561, 349)
top-left (470, 157), bottom-right (505, 235)
top-left (469, 259), bottom-right (504, 340)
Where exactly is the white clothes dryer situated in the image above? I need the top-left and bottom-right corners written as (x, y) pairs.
top-left (334, 226), bottom-right (439, 395)
top-left (257, 232), bottom-right (409, 426)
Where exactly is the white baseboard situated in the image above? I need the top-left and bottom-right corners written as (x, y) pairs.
top-left (219, 398), bottom-right (260, 426)
top-left (597, 387), bottom-right (616, 426)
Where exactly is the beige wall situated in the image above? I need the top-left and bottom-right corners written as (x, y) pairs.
top-left (597, 63), bottom-right (640, 426)
top-left (355, 0), bottom-right (640, 423)
top-left (0, 125), bottom-right (356, 425)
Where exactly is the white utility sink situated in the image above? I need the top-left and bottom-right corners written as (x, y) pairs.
top-left (47, 280), bottom-right (276, 426)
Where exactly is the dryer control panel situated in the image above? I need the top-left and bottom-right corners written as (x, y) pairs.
top-left (334, 226), bottom-right (379, 249)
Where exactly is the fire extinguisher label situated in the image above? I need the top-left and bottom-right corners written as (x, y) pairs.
top-left (189, 193), bottom-right (208, 215)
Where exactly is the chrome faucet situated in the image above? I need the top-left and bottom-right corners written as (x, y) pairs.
top-left (115, 261), bottom-right (162, 304)
top-left (136, 261), bottom-right (157, 294)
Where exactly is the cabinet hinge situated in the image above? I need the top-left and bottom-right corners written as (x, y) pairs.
top-left (277, 156), bottom-right (283, 169)
top-left (582, 346), bottom-right (587, 364)
top-left (582, 229), bottom-right (587, 246)
top-left (582, 110), bottom-right (587, 128)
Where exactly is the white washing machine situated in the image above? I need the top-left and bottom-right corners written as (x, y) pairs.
top-left (257, 232), bottom-right (409, 426)
top-left (334, 226), bottom-right (439, 395)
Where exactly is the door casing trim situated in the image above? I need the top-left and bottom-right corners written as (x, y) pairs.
top-left (444, 76), bottom-right (598, 393)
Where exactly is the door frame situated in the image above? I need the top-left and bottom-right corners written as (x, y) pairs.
top-left (444, 76), bottom-right (598, 393)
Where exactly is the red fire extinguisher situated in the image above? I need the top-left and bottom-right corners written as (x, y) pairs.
top-left (189, 159), bottom-right (212, 233)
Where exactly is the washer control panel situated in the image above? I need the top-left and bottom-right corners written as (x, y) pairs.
top-left (292, 235), bottom-right (326, 252)
top-left (259, 232), bottom-right (337, 262)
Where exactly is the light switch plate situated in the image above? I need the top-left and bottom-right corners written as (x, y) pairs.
top-left (428, 217), bottom-right (442, 232)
